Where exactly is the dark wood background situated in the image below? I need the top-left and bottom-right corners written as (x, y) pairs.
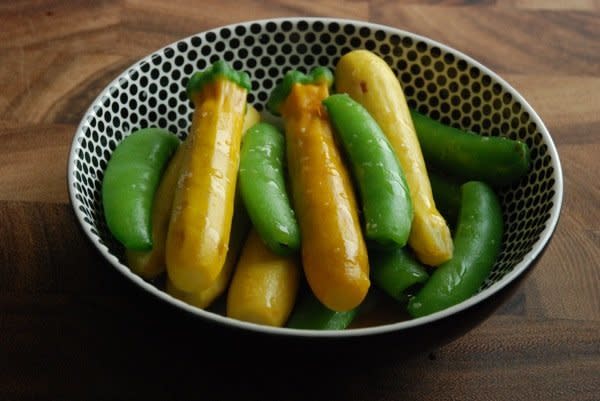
top-left (1, 1), bottom-right (599, 400)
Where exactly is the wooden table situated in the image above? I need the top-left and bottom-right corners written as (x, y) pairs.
top-left (1, 1), bottom-right (598, 400)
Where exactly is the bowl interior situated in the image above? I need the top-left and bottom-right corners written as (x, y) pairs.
top-left (68, 18), bottom-right (561, 336)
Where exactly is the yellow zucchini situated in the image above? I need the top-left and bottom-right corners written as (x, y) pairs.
top-left (226, 230), bottom-right (301, 327)
top-left (166, 62), bottom-right (249, 292)
top-left (272, 70), bottom-right (370, 312)
top-left (335, 50), bottom-right (453, 266)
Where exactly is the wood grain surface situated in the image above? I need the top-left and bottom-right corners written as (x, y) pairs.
top-left (1, 1), bottom-right (599, 400)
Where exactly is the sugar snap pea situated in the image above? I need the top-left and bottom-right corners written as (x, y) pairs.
top-left (102, 128), bottom-right (179, 250)
top-left (370, 248), bottom-right (429, 302)
top-left (411, 110), bottom-right (530, 187)
top-left (407, 181), bottom-right (503, 318)
top-left (323, 93), bottom-right (413, 248)
top-left (287, 289), bottom-right (358, 330)
top-left (239, 122), bottom-right (300, 255)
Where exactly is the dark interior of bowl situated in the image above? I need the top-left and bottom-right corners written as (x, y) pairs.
top-left (70, 18), bottom-right (558, 329)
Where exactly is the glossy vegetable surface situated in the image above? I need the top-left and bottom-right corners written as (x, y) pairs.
top-left (239, 122), bottom-right (300, 255)
top-left (166, 61), bottom-right (249, 292)
top-left (167, 194), bottom-right (251, 308)
top-left (102, 128), bottom-right (179, 251)
top-left (335, 50), bottom-right (453, 266)
top-left (271, 68), bottom-right (370, 312)
top-left (370, 248), bottom-right (429, 302)
top-left (407, 181), bottom-right (504, 317)
top-left (226, 230), bottom-right (301, 327)
top-left (324, 93), bottom-right (413, 248)
top-left (411, 110), bottom-right (531, 187)
top-left (287, 290), bottom-right (358, 330)
top-left (126, 141), bottom-right (186, 278)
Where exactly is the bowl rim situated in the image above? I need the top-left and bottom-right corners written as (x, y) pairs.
top-left (67, 16), bottom-right (564, 338)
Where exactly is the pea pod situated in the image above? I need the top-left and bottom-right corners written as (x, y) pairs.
top-left (166, 60), bottom-right (250, 292)
top-left (323, 93), bottom-right (413, 248)
top-left (126, 141), bottom-right (186, 278)
top-left (287, 290), bottom-right (358, 330)
top-left (411, 110), bottom-right (531, 187)
top-left (428, 171), bottom-right (462, 229)
top-left (102, 128), bottom-right (179, 250)
top-left (335, 50), bottom-right (453, 266)
top-left (407, 181), bottom-right (504, 318)
top-left (268, 67), bottom-right (370, 312)
top-left (227, 230), bottom-right (301, 327)
top-left (239, 122), bottom-right (300, 255)
top-left (370, 248), bottom-right (429, 303)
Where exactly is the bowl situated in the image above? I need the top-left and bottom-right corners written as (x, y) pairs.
top-left (67, 17), bottom-right (563, 349)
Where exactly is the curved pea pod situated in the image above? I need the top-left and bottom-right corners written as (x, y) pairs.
top-left (335, 50), bottom-right (453, 266)
top-left (167, 195), bottom-right (251, 309)
top-left (287, 290), bottom-right (358, 330)
top-left (411, 110), bottom-right (531, 188)
top-left (370, 248), bottom-right (429, 303)
top-left (428, 171), bottom-right (462, 229)
top-left (126, 141), bottom-right (186, 279)
top-left (226, 230), bottom-right (301, 327)
top-left (407, 181), bottom-right (504, 318)
top-left (323, 93), bottom-right (413, 248)
top-left (239, 123), bottom-right (300, 255)
top-left (166, 60), bottom-right (250, 292)
top-left (268, 67), bottom-right (370, 312)
top-left (102, 128), bottom-right (180, 251)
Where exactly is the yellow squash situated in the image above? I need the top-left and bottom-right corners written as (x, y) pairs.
top-left (127, 104), bottom-right (259, 282)
top-left (166, 75), bottom-right (248, 292)
top-left (335, 50), bottom-right (453, 266)
top-left (226, 230), bottom-right (300, 327)
top-left (281, 81), bottom-right (370, 312)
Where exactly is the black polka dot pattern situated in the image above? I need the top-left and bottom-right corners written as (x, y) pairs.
top-left (69, 19), bottom-right (560, 305)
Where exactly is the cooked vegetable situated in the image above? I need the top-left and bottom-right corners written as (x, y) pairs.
top-left (370, 248), bottom-right (429, 302)
top-left (428, 171), bottom-right (462, 229)
top-left (407, 181), bottom-right (503, 318)
top-left (323, 93), bottom-right (413, 248)
top-left (226, 230), bottom-right (301, 327)
top-left (268, 67), bottom-right (370, 312)
top-left (287, 290), bottom-right (358, 330)
top-left (239, 122), bottom-right (300, 255)
top-left (126, 104), bottom-right (259, 280)
top-left (102, 128), bottom-right (179, 250)
top-left (166, 60), bottom-right (250, 292)
top-left (167, 194), bottom-right (251, 308)
top-left (411, 110), bottom-right (531, 187)
top-left (335, 50), bottom-right (453, 266)
top-left (126, 141), bottom-right (186, 278)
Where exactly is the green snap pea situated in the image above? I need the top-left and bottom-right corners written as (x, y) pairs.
top-left (323, 93), bottom-right (413, 248)
top-left (102, 128), bottom-right (180, 250)
top-left (239, 122), bottom-right (300, 255)
top-left (411, 110), bottom-right (531, 187)
top-left (428, 171), bottom-right (462, 229)
top-left (407, 181), bottom-right (504, 318)
top-left (370, 248), bottom-right (429, 303)
top-left (287, 289), bottom-right (358, 330)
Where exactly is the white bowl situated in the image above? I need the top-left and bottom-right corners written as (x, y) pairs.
top-left (67, 17), bottom-right (563, 340)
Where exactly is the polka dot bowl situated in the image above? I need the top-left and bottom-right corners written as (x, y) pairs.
top-left (67, 18), bottom-right (563, 346)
